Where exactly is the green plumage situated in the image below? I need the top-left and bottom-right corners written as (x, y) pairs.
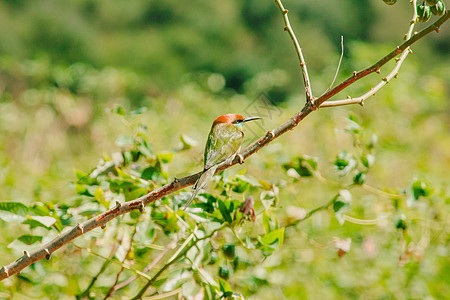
top-left (204, 122), bottom-right (244, 170)
top-left (184, 122), bottom-right (244, 209)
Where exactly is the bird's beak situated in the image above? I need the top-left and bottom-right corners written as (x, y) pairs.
top-left (243, 117), bottom-right (262, 123)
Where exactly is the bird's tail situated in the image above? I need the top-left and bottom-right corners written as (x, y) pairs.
top-left (183, 166), bottom-right (217, 209)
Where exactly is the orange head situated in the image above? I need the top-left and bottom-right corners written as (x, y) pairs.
top-left (213, 114), bottom-right (261, 126)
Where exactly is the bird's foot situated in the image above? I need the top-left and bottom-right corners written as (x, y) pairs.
top-left (237, 154), bottom-right (245, 164)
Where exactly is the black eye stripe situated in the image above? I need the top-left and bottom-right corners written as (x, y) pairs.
top-left (233, 119), bottom-right (243, 124)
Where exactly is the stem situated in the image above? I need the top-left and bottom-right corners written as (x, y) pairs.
top-left (132, 225), bottom-right (225, 299)
top-left (274, 0), bottom-right (314, 103)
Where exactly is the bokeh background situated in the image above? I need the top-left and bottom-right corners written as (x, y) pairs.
top-left (0, 0), bottom-right (449, 299)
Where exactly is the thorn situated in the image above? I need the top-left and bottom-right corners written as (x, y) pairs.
top-left (237, 154), bottom-right (245, 164)
top-left (77, 223), bottom-right (84, 234)
top-left (173, 177), bottom-right (179, 184)
top-left (396, 46), bottom-right (401, 53)
top-left (376, 69), bottom-right (381, 74)
top-left (300, 62), bottom-right (306, 67)
top-left (23, 250), bottom-right (30, 258)
top-left (1, 266), bottom-right (9, 277)
top-left (359, 100), bottom-right (365, 107)
top-left (267, 130), bottom-right (275, 139)
top-left (394, 73), bottom-right (399, 79)
top-left (353, 71), bottom-right (357, 77)
top-left (44, 249), bottom-right (51, 260)
top-left (413, 31), bottom-right (418, 36)
top-left (382, 78), bottom-right (389, 83)
top-left (403, 34), bottom-right (407, 40)
top-left (284, 9), bottom-right (289, 14)
top-left (313, 99), bottom-right (320, 111)
top-left (408, 49), bottom-right (413, 54)
top-left (100, 223), bottom-right (106, 229)
top-left (347, 96), bottom-right (352, 99)
top-left (284, 26), bottom-right (288, 31)
top-left (433, 25), bottom-right (440, 33)
top-left (115, 201), bottom-right (122, 208)
top-left (139, 201), bottom-right (145, 213)
top-left (395, 58), bottom-right (401, 62)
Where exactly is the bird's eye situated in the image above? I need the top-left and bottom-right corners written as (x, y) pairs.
top-left (233, 119), bottom-right (243, 124)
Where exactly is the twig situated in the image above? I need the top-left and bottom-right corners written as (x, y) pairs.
top-left (111, 239), bottom-right (178, 293)
top-left (132, 225), bottom-right (225, 299)
top-left (320, 6), bottom-right (449, 108)
top-left (274, 0), bottom-right (315, 104)
top-left (320, 36), bottom-right (345, 97)
top-left (77, 240), bottom-right (120, 299)
top-left (1, 6), bottom-right (448, 283)
top-left (143, 287), bottom-right (183, 299)
top-left (104, 225), bottom-right (139, 299)
top-left (320, 1), bottom-right (419, 107)
top-left (361, 183), bottom-right (401, 199)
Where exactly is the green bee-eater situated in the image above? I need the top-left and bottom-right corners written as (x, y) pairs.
top-left (184, 114), bottom-right (261, 208)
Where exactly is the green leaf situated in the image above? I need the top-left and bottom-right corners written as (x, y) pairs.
top-left (157, 151), bottom-right (174, 164)
top-left (282, 155), bottom-right (317, 178)
top-left (353, 172), bottom-right (366, 185)
top-left (333, 190), bottom-right (352, 225)
top-left (116, 167), bottom-right (133, 180)
top-left (361, 154), bottom-right (375, 168)
top-left (115, 134), bottom-right (134, 147)
top-left (260, 191), bottom-right (276, 210)
top-left (260, 227), bottom-right (285, 249)
top-left (218, 265), bottom-right (230, 280)
top-left (262, 212), bottom-right (279, 234)
top-left (25, 215), bottom-right (57, 229)
top-left (412, 180), bottom-right (432, 200)
top-left (0, 202), bottom-right (28, 222)
top-left (17, 235), bottom-right (43, 245)
top-left (218, 278), bottom-right (233, 298)
top-left (179, 134), bottom-right (198, 150)
top-left (74, 169), bottom-right (88, 181)
top-left (75, 183), bottom-right (94, 197)
top-left (218, 200), bottom-right (232, 223)
top-left (130, 106), bottom-right (147, 115)
top-left (141, 166), bottom-right (163, 181)
top-left (228, 176), bottom-right (250, 193)
top-left (111, 105), bottom-right (125, 115)
top-left (345, 114), bottom-right (361, 134)
top-left (334, 151), bottom-right (357, 176)
top-left (235, 174), bottom-right (261, 187)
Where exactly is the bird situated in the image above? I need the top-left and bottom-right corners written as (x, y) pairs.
top-left (184, 114), bottom-right (262, 209)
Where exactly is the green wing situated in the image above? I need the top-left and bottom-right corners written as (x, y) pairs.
top-left (204, 123), bottom-right (243, 170)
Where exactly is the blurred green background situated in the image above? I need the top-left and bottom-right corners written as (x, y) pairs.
top-left (0, 0), bottom-right (449, 299)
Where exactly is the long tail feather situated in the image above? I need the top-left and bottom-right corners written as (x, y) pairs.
top-left (183, 166), bottom-right (217, 209)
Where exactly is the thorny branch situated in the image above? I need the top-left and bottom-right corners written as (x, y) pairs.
top-left (0, 4), bottom-right (448, 285)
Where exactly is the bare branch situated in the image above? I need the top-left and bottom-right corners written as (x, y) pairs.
top-left (320, 36), bottom-right (345, 97)
top-left (319, 8), bottom-right (449, 108)
top-left (321, 0), bottom-right (419, 108)
top-left (274, 0), bottom-right (315, 103)
top-left (0, 6), bottom-right (448, 283)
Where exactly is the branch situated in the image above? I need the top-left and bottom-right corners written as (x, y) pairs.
top-left (321, 0), bottom-right (418, 107)
top-left (319, 9), bottom-right (449, 107)
top-left (104, 225), bottom-right (138, 299)
top-left (275, 0), bottom-right (314, 103)
top-left (77, 239), bottom-right (120, 299)
top-left (1, 6), bottom-right (448, 283)
top-left (132, 225), bottom-right (225, 299)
